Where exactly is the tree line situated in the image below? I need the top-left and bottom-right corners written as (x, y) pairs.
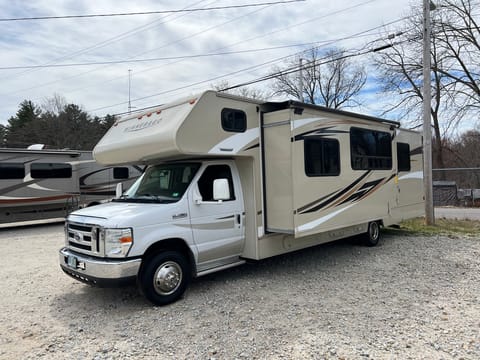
top-left (0, 96), bottom-right (115, 150)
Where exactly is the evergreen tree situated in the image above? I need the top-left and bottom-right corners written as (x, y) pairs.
top-left (5, 100), bottom-right (42, 147)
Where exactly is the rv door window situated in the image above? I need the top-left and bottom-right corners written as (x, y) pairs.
top-left (350, 127), bottom-right (392, 170)
top-left (221, 108), bottom-right (247, 133)
top-left (0, 163), bottom-right (25, 179)
top-left (304, 138), bottom-right (340, 176)
top-left (31, 163), bottom-right (72, 178)
top-left (397, 142), bottom-right (411, 172)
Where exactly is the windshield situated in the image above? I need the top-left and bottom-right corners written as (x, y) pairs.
top-left (114, 162), bottom-right (200, 203)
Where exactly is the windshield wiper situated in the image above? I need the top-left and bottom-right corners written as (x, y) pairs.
top-left (113, 194), bottom-right (176, 204)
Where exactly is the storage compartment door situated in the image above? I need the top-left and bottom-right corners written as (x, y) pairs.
top-left (262, 112), bottom-right (294, 233)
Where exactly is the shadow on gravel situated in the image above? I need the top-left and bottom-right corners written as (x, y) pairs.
top-left (50, 283), bottom-right (150, 327)
top-left (50, 234), bottom-right (383, 321)
top-left (52, 238), bottom-right (382, 314)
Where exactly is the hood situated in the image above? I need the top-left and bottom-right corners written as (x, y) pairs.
top-left (68, 200), bottom-right (186, 228)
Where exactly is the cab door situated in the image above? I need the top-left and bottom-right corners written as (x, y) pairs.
top-left (188, 162), bottom-right (245, 270)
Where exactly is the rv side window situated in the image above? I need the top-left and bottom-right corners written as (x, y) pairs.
top-left (198, 165), bottom-right (236, 201)
top-left (350, 127), bottom-right (392, 170)
top-left (397, 142), bottom-right (411, 172)
top-left (0, 163), bottom-right (25, 179)
top-left (221, 108), bottom-right (246, 133)
top-left (113, 167), bottom-right (129, 179)
top-left (304, 138), bottom-right (340, 176)
top-left (31, 163), bottom-right (72, 179)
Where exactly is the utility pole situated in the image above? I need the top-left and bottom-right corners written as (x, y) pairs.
top-left (298, 58), bottom-right (304, 102)
top-left (423, 0), bottom-right (435, 225)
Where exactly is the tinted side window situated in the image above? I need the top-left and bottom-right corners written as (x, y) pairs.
top-left (31, 163), bottom-right (72, 178)
top-left (397, 142), bottom-right (411, 172)
top-left (350, 127), bottom-right (392, 170)
top-left (113, 167), bottom-right (129, 179)
top-left (304, 138), bottom-right (340, 176)
top-left (0, 163), bottom-right (25, 179)
top-left (221, 108), bottom-right (246, 133)
top-left (198, 165), bottom-right (235, 201)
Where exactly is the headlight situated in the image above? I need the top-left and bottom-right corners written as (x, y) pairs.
top-left (104, 228), bottom-right (133, 258)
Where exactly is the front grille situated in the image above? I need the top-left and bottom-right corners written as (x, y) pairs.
top-left (66, 221), bottom-right (102, 256)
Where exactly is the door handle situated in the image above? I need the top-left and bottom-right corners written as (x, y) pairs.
top-left (236, 214), bottom-right (241, 224)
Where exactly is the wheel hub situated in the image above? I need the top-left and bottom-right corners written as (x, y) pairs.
top-left (153, 261), bottom-right (182, 295)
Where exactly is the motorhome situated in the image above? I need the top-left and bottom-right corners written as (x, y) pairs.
top-left (59, 91), bottom-right (424, 305)
top-left (0, 148), bottom-right (142, 224)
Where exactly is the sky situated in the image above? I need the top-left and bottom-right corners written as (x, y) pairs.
top-left (0, 0), bottom-right (417, 127)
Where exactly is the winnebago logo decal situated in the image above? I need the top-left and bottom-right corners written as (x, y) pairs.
top-left (124, 118), bottom-right (161, 132)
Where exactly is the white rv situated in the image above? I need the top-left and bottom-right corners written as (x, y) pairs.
top-left (0, 148), bottom-right (142, 224)
top-left (59, 91), bottom-right (424, 305)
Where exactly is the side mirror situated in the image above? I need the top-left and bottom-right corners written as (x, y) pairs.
top-left (213, 178), bottom-right (230, 201)
top-left (115, 182), bottom-right (123, 198)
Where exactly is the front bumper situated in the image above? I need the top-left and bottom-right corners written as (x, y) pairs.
top-left (59, 247), bottom-right (141, 287)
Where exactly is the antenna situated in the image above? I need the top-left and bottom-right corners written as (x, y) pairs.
top-left (128, 69), bottom-right (132, 113)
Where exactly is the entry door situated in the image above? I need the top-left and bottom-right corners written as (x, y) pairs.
top-left (188, 163), bottom-right (245, 268)
top-left (394, 130), bottom-right (424, 209)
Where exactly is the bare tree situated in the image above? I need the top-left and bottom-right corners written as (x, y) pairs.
top-left (41, 93), bottom-right (68, 115)
top-left (211, 80), bottom-right (267, 100)
top-left (433, 0), bottom-right (480, 114)
top-left (371, 1), bottom-right (480, 171)
top-left (270, 47), bottom-right (367, 108)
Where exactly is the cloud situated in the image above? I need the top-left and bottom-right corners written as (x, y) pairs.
top-left (0, 0), bottom-right (414, 126)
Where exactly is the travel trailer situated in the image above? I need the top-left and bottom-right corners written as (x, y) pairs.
top-left (0, 148), bottom-right (142, 224)
top-left (59, 91), bottom-right (424, 305)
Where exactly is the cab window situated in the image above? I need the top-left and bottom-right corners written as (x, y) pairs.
top-left (198, 165), bottom-right (235, 201)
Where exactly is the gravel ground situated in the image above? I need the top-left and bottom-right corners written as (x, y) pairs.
top-left (0, 223), bottom-right (479, 360)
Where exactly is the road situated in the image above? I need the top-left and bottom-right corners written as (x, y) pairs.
top-left (435, 207), bottom-right (480, 221)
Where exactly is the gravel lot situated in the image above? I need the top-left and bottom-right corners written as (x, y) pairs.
top-left (0, 223), bottom-right (479, 359)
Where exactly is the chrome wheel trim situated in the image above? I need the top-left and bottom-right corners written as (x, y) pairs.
top-left (369, 222), bottom-right (379, 241)
top-left (153, 261), bottom-right (183, 296)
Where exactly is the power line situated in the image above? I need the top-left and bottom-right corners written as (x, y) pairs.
top-left (0, 41), bottom-right (374, 70)
top-left (123, 17), bottom-right (409, 110)
top-left (88, 31), bottom-right (412, 114)
top-left (221, 50), bottom-right (373, 92)
top-left (4, 0), bottom-right (405, 116)
top-left (0, 1), bottom-right (304, 21)
top-left (1, 0), bottom-right (384, 98)
top-left (73, 2), bottom-right (399, 110)
top-left (0, 0), bottom-right (213, 82)
top-left (0, 0), bottom-right (273, 97)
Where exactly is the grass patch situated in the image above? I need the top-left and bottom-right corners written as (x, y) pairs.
top-left (386, 217), bottom-right (480, 236)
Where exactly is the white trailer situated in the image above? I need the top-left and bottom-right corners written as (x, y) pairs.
top-left (59, 91), bottom-right (424, 305)
top-left (0, 148), bottom-right (142, 224)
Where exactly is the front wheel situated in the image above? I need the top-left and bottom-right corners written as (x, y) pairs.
top-left (139, 251), bottom-right (190, 306)
top-left (363, 221), bottom-right (380, 247)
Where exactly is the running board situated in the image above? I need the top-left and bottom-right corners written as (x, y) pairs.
top-left (196, 260), bottom-right (246, 277)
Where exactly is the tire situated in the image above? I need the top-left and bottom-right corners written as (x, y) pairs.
top-left (139, 251), bottom-right (190, 306)
top-left (363, 221), bottom-right (380, 247)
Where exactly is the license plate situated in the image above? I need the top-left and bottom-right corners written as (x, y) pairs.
top-left (67, 255), bottom-right (78, 269)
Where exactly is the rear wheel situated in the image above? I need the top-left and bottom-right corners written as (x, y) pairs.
top-left (139, 251), bottom-right (190, 306)
top-left (363, 221), bottom-right (380, 247)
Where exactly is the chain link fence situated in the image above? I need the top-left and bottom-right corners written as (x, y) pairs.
top-left (433, 168), bottom-right (480, 207)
